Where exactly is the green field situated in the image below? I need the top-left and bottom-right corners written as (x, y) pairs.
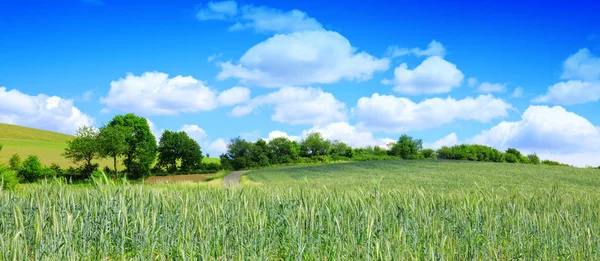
top-left (2, 160), bottom-right (599, 259)
top-left (0, 123), bottom-right (219, 168)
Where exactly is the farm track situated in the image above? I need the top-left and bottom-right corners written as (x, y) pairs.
top-left (224, 171), bottom-right (247, 186)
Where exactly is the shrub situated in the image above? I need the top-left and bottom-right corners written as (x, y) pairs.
top-left (504, 153), bottom-right (519, 163)
top-left (9, 154), bottom-right (22, 170)
top-left (542, 160), bottom-right (569, 167)
top-left (19, 155), bottom-right (43, 182)
top-left (202, 162), bottom-right (222, 172)
top-left (0, 165), bottom-right (18, 190)
top-left (50, 163), bottom-right (63, 176)
top-left (420, 149), bottom-right (436, 159)
top-left (527, 153), bottom-right (541, 164)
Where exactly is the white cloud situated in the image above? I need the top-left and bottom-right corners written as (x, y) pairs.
top-left (302, 122), bottom-right (392, 148)
top-left (382, 56), bottom-right (464, 95)
top-left (180, 124), bottom-right (207, 141)
top-left (267, 130), bottom-right (299, 141)
top-left (196, 1), bottom-right (238, 20)
top-left (197, 1), bottom-right (321, 34)
top-left (230, 87), bottom-right (347, 125)
top-left (217, 86), bottom-right (251, 106)
top-left (470, 105), bottom-right (600, 166)
top-left (477, 82), bottom-right (508, 93)
top-left (387, 40), bottom-right (446, 58)
top-left (101, 72), bottom-right (249, 115)
top-left (430, 133), bottom-right (459, 149)
top-left (534, 48), bottom-right (600, 105)
top-left (532, 80), bottom-right (600, 105)
top-left (207, 53), bottom-right (223, 62)
top-left (355, 93), bottom-right (512, 132)
top-left (467, 77), bottom-right (478, 87)
top-left (0, 87), bottom-right (94, 134)
top-left (146, 118), bottom-right (162, 139)
top-left (217, 30), bottom-right (390, 87)
top-left (561, 48), bottom-right (600, 81)
top-left (511, 87), bottom-right (524, 98)
top-left (207, 138), bottom-right (228, 156)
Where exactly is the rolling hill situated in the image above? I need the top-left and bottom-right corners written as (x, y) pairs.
top-left (0, 123), bottom-right (74, 166)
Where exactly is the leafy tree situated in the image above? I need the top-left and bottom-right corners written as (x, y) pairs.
top-left (268, 137), bottom-right (300, 164)
top-left (107, 114), bottom-right (157, 179)
top-left (9, 154), bottom-right (21, 170)
top-left (0, 164), bottom-right (18, 190)
top-left (329, 140), bottom-right (353, 159)
top-left (63, 126), bottom-right (99, 176)
top-left (220, 137), bottom-right (253, 170)
top-left (98, 124), bottom-right (129, 178)
top-left (389, 135), bottom-right (423, 159)
top-left (504, 153), bottom-right (519, 163)
top-left (249, 139), bottom-right (271, 168)
top-left (19, 155), bottom-right (43, 182)
top-left (420, 149), bottom-right (436, 159)
top-left (157, 131), bottom-right (203, 173)
top-left (300, 133), bottom-right (331, 157)
top-left (527, 153), bottom-right (541, 164)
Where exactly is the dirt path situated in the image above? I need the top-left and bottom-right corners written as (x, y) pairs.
top-left (224, 171), bottom-right (247, 187)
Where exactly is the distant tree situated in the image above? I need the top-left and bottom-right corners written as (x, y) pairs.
top-left (268, 137), bottom-right (300, 164)
top-left (389, 135), bottom-right (423, 159)
top-left (206, 153), bottom-right (210, 158)
top-left (9, 153), bottom-right (21, 170)
top-left (300, 133), bottom-right (331, 157)
top-left (249, 139), bottom-right (270, 168)
top-left (63, 126), bottom-right (99, 176)
top-left (157, 130), bottom-right (203, 173)
top-left (220, 137), bottom-right (253, 170)
top-left (98, 124), bottom-right (129, 178)
top-left (19, 155), bottom-right (43, 182)
top-left (504, 153), bottom-right (519, 163)
top-left (329, 140), bottom-right (351, 159)
top-left (420, 149), bottom-right (436, 159)
top-left (107, 114), bottom-right (157, 179)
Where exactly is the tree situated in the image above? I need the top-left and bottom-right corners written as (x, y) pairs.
top-left (19, 155), bottom-right (43, 182)
top-left (157, 131), bottom-right (203, 173)
top-left (268, 137), bottom-right (300, 164)
top-left (300, 132), bottom-right (331, 157)
top-left (389, 135), bottom-right (423, 159)
top-left (98, 124), bottom-right (129, 178)
top-left (329, 140), bottom-right (351, 159)
top-left (107, 114), bottom-right (157, 179)
top-left (9, 154), bottom-right (21, 170)
top-left (420, 149), bottom-right (436, 159)
top-left (63, 126), bottom-right (99, 176)
top-left (220, 137), bottom-right (253, 170)
top-left (249, 139), bottom-right (270, 168)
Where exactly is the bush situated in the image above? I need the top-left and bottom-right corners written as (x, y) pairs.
top-left (202, 162), bottom-right (222, 172)
top-left (504, 153), bottom-right (519, 163)
top-left (19, 155), bottom-right (43, 182)
top-left (527, 153), bottom-right (541, 164)
top-left (542, 160), bottom-right (568, 167)
top-left (420, 149), bottom-right (436, 159)
top-left (0, 165), bottom-right (18, 190)
top-left (436, 144), bottom-right (504, 162)
top-left (9, 154), bottom-right (22, 170)
top-left (50, 163), bottom-right (63, 176)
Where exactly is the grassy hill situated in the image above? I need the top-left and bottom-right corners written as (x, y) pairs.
top-left (0, 123), bottom-right (74, 166)
top-left (249, 160), bottom-right (600, 194)
top-left (0, 123), bottom-right (220, 168)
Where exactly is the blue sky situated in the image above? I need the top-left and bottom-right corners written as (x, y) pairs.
top-left (1, 0), bottom-right (599, 166)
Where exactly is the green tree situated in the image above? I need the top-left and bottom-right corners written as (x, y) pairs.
top-left (98, 124), bottom-right (129, 178)
top-left (420, 149), bottom-right (436, 159)
top-left (268, 137), bottom-right (300, 164)
top-left (389, 135), bottom-right (423, 159)
top-left (157, 131), bottom-right (203, 173)
top-left (9, 153), bottom-right (21, 170)
top-left (19, 155), bottom-right (43, 182)
top-left (250, 139), bottom-right (270, 168)
top-left (300, 133), bottom-right (331, 157)
top-left (63, 126), bottom-right (99, 176)
top-left (107, 114), bottom-right (157, 179)
top-left (329, 140), bottom-right (351, 159)
top-left (220, 137), bottom-right (253, 170)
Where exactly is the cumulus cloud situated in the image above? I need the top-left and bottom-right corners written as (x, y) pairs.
top-left (217, 30), bottom-right (389, 87)
top-left (302, 122), bottom-right (392, 148)
top-left (0, 87), bottom-right (94, 134)
top-left (100, 72), bottom-right (250, 115)
top-left (467, 77), bottom-right (478, 87)
top-left (267, 130), bottom-right (299, 141)
top-left (230, 87), bottom-right (347, 125)
top-left (354, 93), bottom-right (512, 132)
top-left (532, 80), bottom-right (600, 105)
top-left (180, 124), bottom-right (207, 141)
top-left (477, 82), bottom-right (508, 93)
top-left (196, 0), bottom-right (321, 34)
top-left (430, 133), bottom-right (459, 149)
top-left (382, 56), bottom-right (464, 95)
top-left (533, 48), bottom-right (600, 105)
top-left (470, 105), bottom-right (600, 167)
top-left (387, 40), bottom-right (446, 58)
top-left (207, 138), bottom-right (228, 155)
